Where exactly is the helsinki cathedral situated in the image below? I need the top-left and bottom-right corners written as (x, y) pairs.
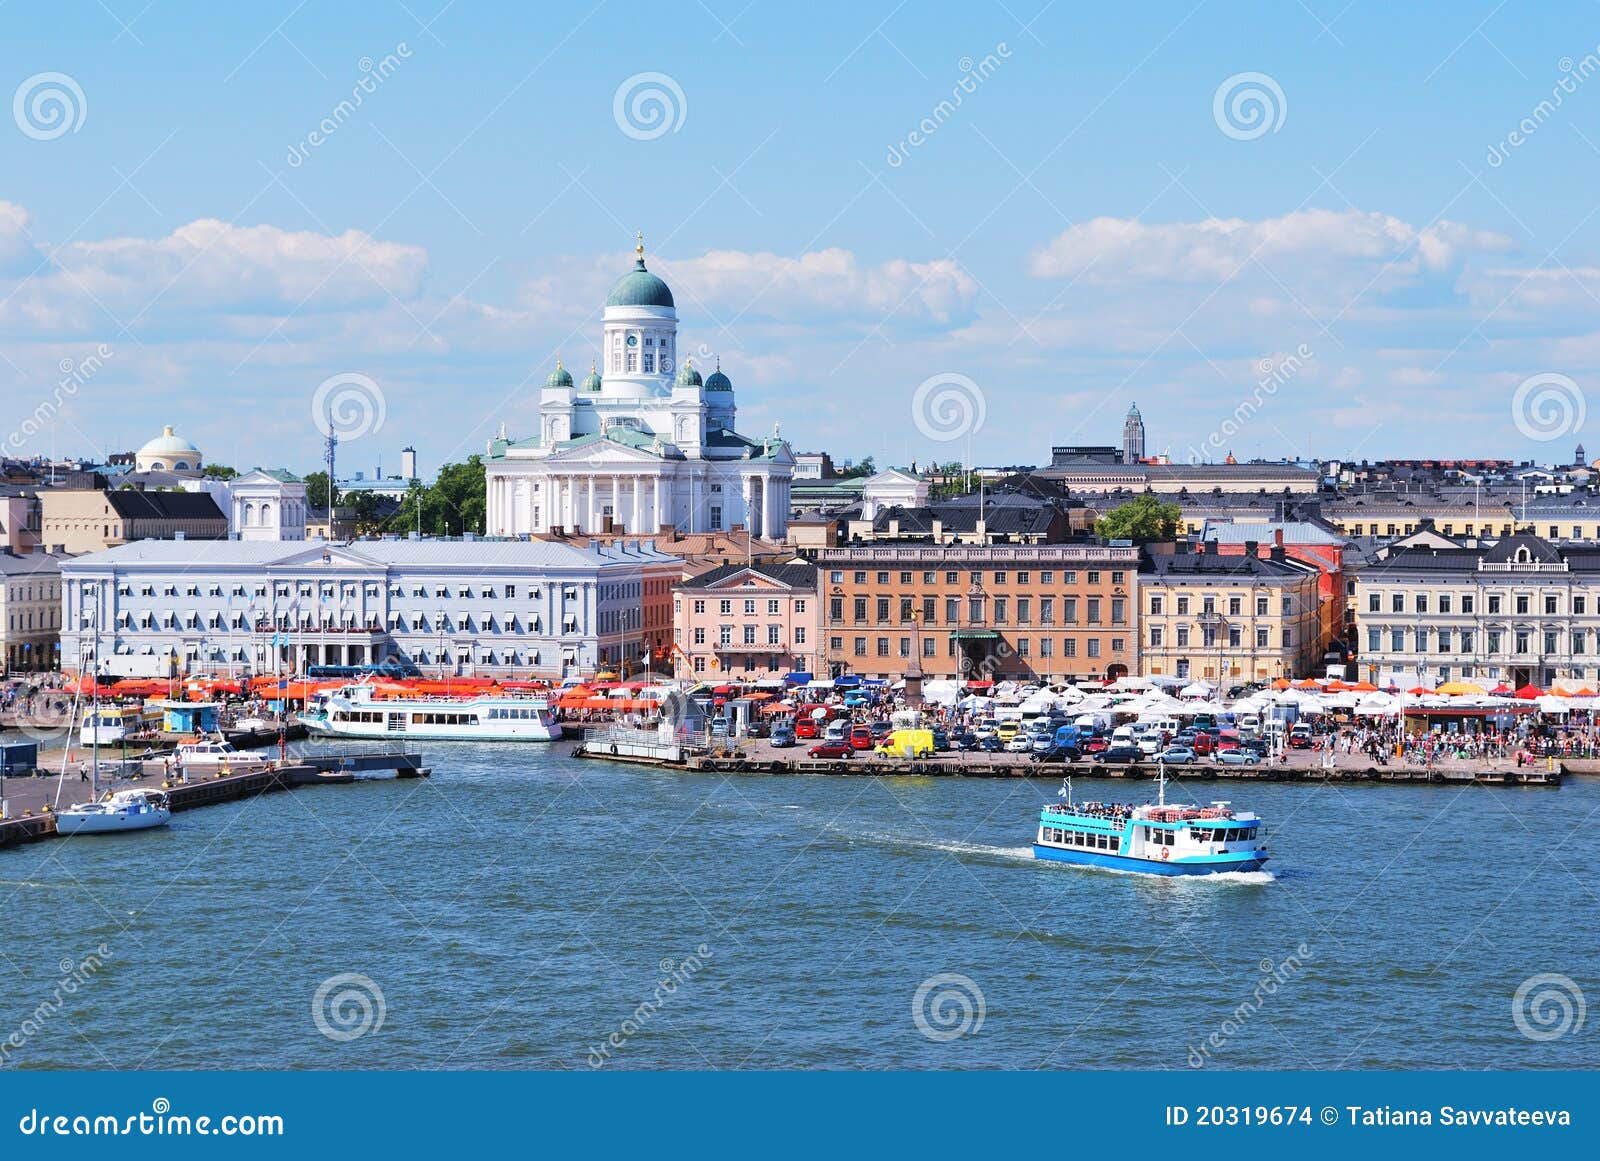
top-left (485, 236), bottom-right (794, 539)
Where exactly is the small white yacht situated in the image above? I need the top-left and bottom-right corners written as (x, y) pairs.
top-left (173, 737), bottom-right (271, 771)
top-left (55, 789), bottom-right (171, 835)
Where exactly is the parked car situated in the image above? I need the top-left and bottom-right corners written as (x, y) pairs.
top-left (976, 735), bottom-right (1005, 753)
top-left (1157, 745), bottom-right (1197, 764)
top-left (868, 720), bottom-right (893, 740)
top-left (1030, 745), bottom-right (1081, 764)
top-left (710, 716), bottom-right (730, 738)
top-left (794, 716), bottom-right (821, 739)
top-left (1137, 735), bottom-right (1164, 756)
top-left (1083, 736), bottom-right (1110, 754)
top-left (931, 728), bottom-right (951, 752)
top-left (952, 731), bottom-right (979, 751)
top-left (1190, 732), bottom-right (1216, 756)
top-left (973, 722), bottom-right (998, 740)
top-left (1214, 731), bottom-right (1241, 753)
top-left (1005, 734), bottom-right (1035, 753)
top-left (770, 726), bottom-right (796, 747)
top-left (1288, 725), bottom-right (1314, 749)
top-left (808, 740), bottom-right (853, 759)
top-left (849, 725), bottom-right (874, 751)
top-left (996, 721), bottom-right (1020, 742)
top-left (1101, 743), bottom-right (1144, 763)
top-left (1239, 738), bottom-right (1269, 757)
top-left (1216, 748), bottom-right (1261, 766)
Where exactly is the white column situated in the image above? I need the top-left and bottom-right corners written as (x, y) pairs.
top-left (610, 476), bottom-right (620, 528)
top-left (630, 475), bottom-right (641, 533)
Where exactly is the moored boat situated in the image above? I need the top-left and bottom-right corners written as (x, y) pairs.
top-left (55, 789), bottom-right (172, 835)
top-left (299, 683), bottom-right (562, 742)
top-left (173, 737), bottom-right (271, 771)
top-left (1033, 771), bottom-right (1268, 876)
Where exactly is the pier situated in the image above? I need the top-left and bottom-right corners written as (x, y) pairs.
top-left (573, 737), bottom-right (1562, 787)
top-left (0, 750), bottom-right (427, 849)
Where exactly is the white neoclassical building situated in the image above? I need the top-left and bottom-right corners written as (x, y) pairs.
top-left (485, 238), bottom-right (794, 540)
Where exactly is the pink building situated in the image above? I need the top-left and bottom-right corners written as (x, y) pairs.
top-left (672, 563), bottom-right (820, 680)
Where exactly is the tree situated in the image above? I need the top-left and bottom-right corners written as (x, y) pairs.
top-left (303, 471), bottom-right (330, 510)
top-left (429, 456), bottom-right (486, 536)
top-left (1094, 494), bottom-right (1182, 542)
top-left (202, 464), bottom-right (239, 479)
top-left (838, 456), bottom-right (876, 479)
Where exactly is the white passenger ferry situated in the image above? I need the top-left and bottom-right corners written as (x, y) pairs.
top-left (299, 683), bottom-right (562, 742)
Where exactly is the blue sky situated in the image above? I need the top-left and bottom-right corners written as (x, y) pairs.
top-left (5, 1), bottom-right (1600, 478)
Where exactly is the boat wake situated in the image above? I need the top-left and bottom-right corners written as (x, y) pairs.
top-left (833, 828), bottom-right (1036, 863)
top-left (1037, 859), bottom-right (1277, 884)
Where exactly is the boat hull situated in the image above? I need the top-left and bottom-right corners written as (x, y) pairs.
top-left (299, 716), bottom-right (561, 743)
top-left (56, 810), bottom-right (171, 835)
top-left (1033, 843), bottom-right (1267, 876)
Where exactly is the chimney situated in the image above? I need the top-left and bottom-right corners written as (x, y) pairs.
top-left (658, 522), bottom-right (676, 540)
top-left (1242, 539), bottom-right (1258, 558)
top-left (931, 517), bottom-right (943, 541)
top-left (1274, 528), bottom-right (1284, 549)
top-left (1270, 544), bottom-right (1286, 562)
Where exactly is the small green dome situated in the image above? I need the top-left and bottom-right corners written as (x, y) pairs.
top-left (546, 360), bottom-right (574, 389)
top-left (606, 257), bottom-right (675, 309)
top-left (580, 364), bottom-right (603, 392)
top-left (675, 360), bottom-right (702, 388)
top-left (705, 361), bottom-right (732, 392)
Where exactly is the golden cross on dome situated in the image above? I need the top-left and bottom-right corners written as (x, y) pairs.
top-left (635, 230), bottom-right (645, 263)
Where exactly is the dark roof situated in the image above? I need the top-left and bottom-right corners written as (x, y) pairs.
top-left (1480, 533), bottom-right (1562, 564)
top-left (680, 562), bottom-right (817, 591)
top-left (105, 490), bottom-right (226, 522)
top-left (1142, 547), bottom-right (1316, 579)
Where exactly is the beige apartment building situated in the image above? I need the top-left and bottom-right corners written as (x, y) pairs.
top-left (671, 563), bottom-right (819, 680)
top-left (41, 488), bottom-right (228, 554)
top-left (1138, 544), bottom-right (1323, 683)
top-left (1, 551), bottom-right (62, 673)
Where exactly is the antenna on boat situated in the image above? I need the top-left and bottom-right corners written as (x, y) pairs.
top-left (1156, 758), bottom-right (1166, 807)
top-left (1059, 776), bottom-right (1072, 806)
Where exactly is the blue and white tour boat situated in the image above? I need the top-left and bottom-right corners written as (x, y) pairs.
top-left (1033, 769), bottom-right (1268, 876)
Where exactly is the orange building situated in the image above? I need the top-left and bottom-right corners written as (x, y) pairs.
top-left (813, 544), bottom-right (1140, 682)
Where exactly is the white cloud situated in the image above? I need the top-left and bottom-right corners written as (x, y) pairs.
top-left (1028, 208), bottom-right (1510, 284)
top-left (0, 201), bottom-right (37, 275)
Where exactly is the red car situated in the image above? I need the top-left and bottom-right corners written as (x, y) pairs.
top-left (1083, 736), bottom-right (1109, 754)
top-left (808, 741), bottom-right (853, 759)
top-left (1191, 733), bottom-right (1216, 756)
top-left (849, 724), bottom-right (874, 751)
top-left (1215, 730), bottom-right (1241, 752)
top-left (795, 717), bottom-right (821, 739)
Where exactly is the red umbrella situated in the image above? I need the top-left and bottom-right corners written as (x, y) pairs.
top-left (1489, 684), bottom-right (1513, 695)
top-left (1513, 684), bottom-right (1544, 699)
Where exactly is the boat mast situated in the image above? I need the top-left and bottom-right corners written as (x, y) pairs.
top-left (1156, 758), bottom-right (1166, 807)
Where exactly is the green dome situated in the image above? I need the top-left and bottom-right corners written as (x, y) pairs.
top-left (675, 360), bottom-right (703, 388)
top-left (606, 258), bottom-right (675, 308)
top-left (580, 363), bottom-right (603, 392)
top-left (705, 366), bottom-right (732, 391)
top-left (546, 361), bottom-right (574, 389)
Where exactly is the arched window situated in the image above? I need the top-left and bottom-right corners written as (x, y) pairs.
top-left (262, 502), bottom-right (274, 524)
top-left (244, 503), bottom-right (255, 525)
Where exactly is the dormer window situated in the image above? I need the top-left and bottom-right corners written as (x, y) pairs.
top-left (1516, 547), bottom-right (1531, 563)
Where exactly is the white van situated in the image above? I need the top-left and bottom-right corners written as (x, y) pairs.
top-left (1110, 725), bottom-right (1136, 745)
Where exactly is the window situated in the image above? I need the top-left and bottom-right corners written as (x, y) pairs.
top-left (1415, 594), bottom-right (1428, 614)
top-left (1063, 639), bottom-right (1076, 657)
top-left (693, 627), bottom-right (706, 645)
top-left (1487, 630), bottom-right (1502, 654)
top-left (1064, 598), bottom-right (1078, 624)
top-left (1017, 598), bottom-right (1031, 624)
top-left (744, 599), bottom-right (757, 615)
top-left (1391, 629), bottom-right (1405, 651)
top-left (853, 598), bottom-right (867, 621)
top-left (945, 597), bottom-right (959, 623)
top-left (720, 626), bottom-right (733, 646)
top-left (1415, 628), bottom-right (1429, 651)
top-left (1040, 597), bottom-right (1055, 624)
top-left (854, 637), bottom-right (867, 656)
top-left (1515, 631), bottom-right (1530, 655)
top-left (693, 599), bottom-right (706, 614)
top-left (1149, 626), bottom-right (1164, 647)
top-left (1544, 631), bottom-right (1559, 654)
top-left (1460, 630), bottom-right (1474, 653)
top-left (1576, 596), bottom-right (1588, 615)
top-left (1087, 639), bottom-right (1100, 658)
top-left (993, 598), bottom-right (1008, 624)
top-left (1176, 626), bottom-right (1190, 647)
top-left (993, 571), bottom-right (1007, 584)
top-left (1544, 595), bottom-right (1559, 615)
top-left (1111, 598), bottom-right (1125, 625)
top-left (1228, 596), bottom-right (1242, 616)
top-left (876, 572), bottom-right (889, 584)
top-left (1392, 593), bottom-right (1404, 613)
top-left (1368, 593), bottom-right (1381, 613)
top-left (1516, 595), bottom-right (1530, 616)
top-left (768, 599), bottom-right (780, 615)
top-left (1438, 629), bottom-right (1452, 652)
top-left (795, 627), bottom-right (807, 645)
top-left (1086, 598), bottom-right (1101, 624)
top-left (876, 597), bottom-right (890, 621)
top-left (1150, 595), bottom-right (1164, 615)
top-left (1087, 571), bottom-right (1100, 584)
top-left (876, 637), bottom-right (890, 656)
top-left (767, 625), bottom-right (781, 645)
top-left (1487, 595), bottom-right (1500, 615)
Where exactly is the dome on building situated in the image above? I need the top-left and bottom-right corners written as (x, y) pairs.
top-left (675, 359), bottom-right (703, 389)
top-left (605, 236), bottom-right (674, 309)
top-left (546, 359), bottom-right (574, 389)
top-left (135, 425), bottom-right (203, 474)
top-left (704, 359), bottom-right (732, 392)
top-left (580, 363), bottom-right (603, 392)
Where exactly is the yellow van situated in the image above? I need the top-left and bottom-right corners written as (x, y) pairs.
top-left (873, 728), bottom-right (936, 759)
top-left (996, 720), bottom-right (1020, 742)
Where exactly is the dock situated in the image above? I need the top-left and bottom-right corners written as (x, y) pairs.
top-left (573, 739), bottom-right (1562, 787)
top-left (0, 750), bottom-right (427, 850)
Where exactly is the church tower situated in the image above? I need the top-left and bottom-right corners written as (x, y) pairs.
top-left (1123, 403), bottom-right (1145, 465)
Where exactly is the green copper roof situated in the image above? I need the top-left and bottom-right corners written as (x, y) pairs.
top-left (547, 362), bottom-right (574, 389)
top-left (606, 258), bottom-right (675, 308)
top-left (580, 365), bottom-right (603, 392)
top-left (705, 365), bottom-right (732, 392)
top-left (675, 361), bottom-right (703, 388)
